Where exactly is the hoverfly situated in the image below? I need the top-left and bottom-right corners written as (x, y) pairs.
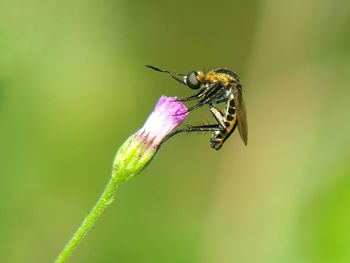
top-left (146, 65), bottom-right (248, 150)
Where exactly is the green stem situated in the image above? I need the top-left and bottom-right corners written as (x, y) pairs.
top-left (55, 169), bottom-right (122, 263)
top-left (54, 134), bottom-right (157, 262)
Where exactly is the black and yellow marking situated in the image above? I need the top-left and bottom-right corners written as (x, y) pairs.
top-left (210, 98), bottom-right (238, 150)
top-left (146, 65), bottom-right (247, 150)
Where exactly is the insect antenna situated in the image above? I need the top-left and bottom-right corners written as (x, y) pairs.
top-left (144, 65), bottom-right (183, 75)
top-left (145, 65), bottom-right (186, 85)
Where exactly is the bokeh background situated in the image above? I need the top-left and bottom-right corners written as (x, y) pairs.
top-left (1, 0), bottom-right (350, 262)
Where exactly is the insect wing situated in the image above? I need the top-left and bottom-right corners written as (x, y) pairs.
top-left (233, 86), bottom-right (248, 145)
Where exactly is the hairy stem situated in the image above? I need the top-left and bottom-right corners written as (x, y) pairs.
top-left (55, 169), bottom-right (122, 263)
top-left (54, 96), bottom-right (188, 262)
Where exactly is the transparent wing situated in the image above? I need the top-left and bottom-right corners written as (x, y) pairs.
top-left (232, 85), bottom-right (248, 145)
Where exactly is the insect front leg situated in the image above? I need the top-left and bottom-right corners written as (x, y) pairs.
top-left (176, 88), bottom-right (206, 102)
top-left (175, 86), bottom-right (226, 115)
top-left (172, 94), bottom-right (214, 116)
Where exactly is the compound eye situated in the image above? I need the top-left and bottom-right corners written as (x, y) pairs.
top-left (186, 71), bottom-right (201, 89)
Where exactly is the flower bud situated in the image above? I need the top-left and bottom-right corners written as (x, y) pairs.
top-left (112, 96), bottom-right (188, 182)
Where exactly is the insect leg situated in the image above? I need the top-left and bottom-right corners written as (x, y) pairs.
top-left (176, 82), bottom-right (222, 103)
top-left (186, 85), bottom-right (226, 112)
top-left (209, 103), bottom-right (226, 129)
top-left (183, 100), bottom-right (207, 113)
top-left (173, 85), bottom-right (226, 116)
top-left (200, 84), bottom-right (224, 103)
top-left (171, 100), bottom-right (207, 116)
top-left (178, 124), bottom-right (223, 133)
top-left (176, 89), bottom-right (206, 102)
top-left (164, 124), bottom-right (223, 142)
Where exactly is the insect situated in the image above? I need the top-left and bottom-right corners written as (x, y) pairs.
top-left (146, 65), bottom-right (248, 150)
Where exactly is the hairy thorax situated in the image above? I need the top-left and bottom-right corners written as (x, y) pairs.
top-left (202, 70), bottom-right (235, 86)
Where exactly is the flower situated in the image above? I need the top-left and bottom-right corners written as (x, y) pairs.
top-left (54, 96), bottom-right (188, 263)
top-left (136, 96), bottom-right (188, 148)
top-left (112, 96), bottom-right (188, 182)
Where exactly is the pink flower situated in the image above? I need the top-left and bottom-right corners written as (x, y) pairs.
top-left (136, 96), bottom-right (188, 148)
top-left (113, 96), bottom-right (188, 181)
top-left (55, 96), bottom-right (189, 262)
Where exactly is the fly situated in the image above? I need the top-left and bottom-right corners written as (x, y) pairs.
top-left (146, 65), bottom-right (248, 150)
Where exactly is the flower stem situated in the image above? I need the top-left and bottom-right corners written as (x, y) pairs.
top-left (54, 96), bottom-right (188, 262)
top-left (55, 169), bottom-right (122, 263)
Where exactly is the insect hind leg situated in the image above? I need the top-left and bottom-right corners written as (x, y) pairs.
top-left (164, 124), bottom-right (223, 142)
top-left (209, 103), bottom-right (226, 129)
top-left (177, 124), bottom-right (223, 133)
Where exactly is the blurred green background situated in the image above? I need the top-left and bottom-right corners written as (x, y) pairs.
top-left (1, 0), bottom-right (350, 262)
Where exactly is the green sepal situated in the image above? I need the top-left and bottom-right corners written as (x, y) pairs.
top-left (112, 135), bottom-right (157, 182)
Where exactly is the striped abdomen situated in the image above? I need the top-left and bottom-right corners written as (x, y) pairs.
top-left (210, 98), bottom-right (238, 150)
